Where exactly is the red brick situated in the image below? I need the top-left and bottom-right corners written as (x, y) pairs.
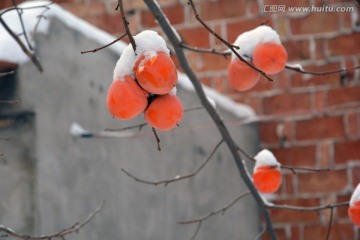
top-left (271, 197), bottom-right (321, 223)
top-left (346, 112), bottom-right (359, 138)
top-left (213, 75), bottom-right (226, 94)
top-left (141, 3), bottom-right (184, 28)
top-left (290, 12), bottom-right (340, 35)
top-left (327, 86), bottom-right (360, 107)
top-left (233, 95), bottom-right (262, 114)
top-left (319, 141), bottom-right (333, 167)
top-left (284, 172), bottom-right (296, 195)
top-left (259, 121), bottom-right (279, 144)
top-left (315, 91), bottom-right (326, 112)
top-left (298, 169), bottom-right (347, 193)
top-left (328, 34), bottom-right (360, 56)
top-left (334, 140), bottom-right (360, 163)
top-left (336, 194), bottom-right (352, 220)
top-left (200, 0), bottom-right (247, 21)
top-left (263, 0), bottom-right (309, 6)
top-left (227, 18), bottom-right (273, 43)
top-left (352, 166), bottom-right (360, 189)
top-left (290, 62), bottom-right (341, 88)
top-left (247, 76), bottom-right (275, 92)
top-left (295, 116), bottom-right (345, 141)
top-left (341, 12), bottom-right (353, 30)
top-left (200, 76), bottom-right (211, 87)
top-left (304, 223), bottom-right (354, 240)
top-left (262, 93), bottom-right (312, 115)
top-left (315, 38), bottom-right (326, 60)
top-left (282, 39), bottom-right (310, 61)
top-left (178, 27), bottom-right (210, 48)
top-left (272, 145), bottom-right (317, 167)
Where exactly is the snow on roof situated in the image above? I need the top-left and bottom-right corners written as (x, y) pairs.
top-left (0, 0), bottom-right (254, 119)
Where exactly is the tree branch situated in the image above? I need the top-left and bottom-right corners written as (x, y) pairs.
top-left (267, 201), bottom-right (348, 211)
top-left (121, 139), bottom-right (223, 186)
top-left (0, 202), bottom-right (103, 240)
top-left (142, 1), bottom-right (277, 239)
top-left (118, 0), bottom-right (136, 52)
top-left (81, 33), bottom-right (127, 54)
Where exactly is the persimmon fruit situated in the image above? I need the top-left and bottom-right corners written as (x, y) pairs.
top-left (107, 76), bottom-right (149, 120)
top-left (227, 58), bottom-right (261, 91)
top-left (134, 52), bottom-right (178, 95)
top-left (253, 165), bottom-right (282, 194)
top-left (252, 43), bottom-right (287, 75)
top-left (144, 94), bottom-right (183, 130)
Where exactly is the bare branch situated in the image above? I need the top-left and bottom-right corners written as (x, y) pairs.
top-left (254, 227), bottom-right (266, 240)
top-left (0, 202), bottom-right (103, 240)
top-left (285, 64), bottom-right (360, 76)
top-left (190, 222), bottom-right (201, 240)
top-left (267, 201), bottom-right (348, 211)
top-left (118, 0), bottom-right (136, 52)
top-left (0, 17), bottom-right (43, 72)
top-left (180, 42), bottom-right (229, 58)
top-left (121, 139), bottom-right (223, 186)
top-left (152, 127), bottom-right (161, 151)
top-left (143, 0), bottom-right (277, 238)
top-left (105, 106), bottom-right (203, 132)
top-left (81, 33), bottom-right (127, 54)
top-left (12, 0), bottom-right (33, 50)
top-left (178, 191), bottom-right (251, 224)
top-left (326, 208), bottom-right (334, 240)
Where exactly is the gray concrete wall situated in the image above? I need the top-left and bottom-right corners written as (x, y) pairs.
top-left (15, 18), bottom-right (261, 240)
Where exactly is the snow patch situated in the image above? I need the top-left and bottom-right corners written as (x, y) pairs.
top-left (254, 149), bottom-right (280, 169)
top-left (113, 44), bottom-right (136, 80)
top-left (350, 183), bottom-right (360, 206)
top-left (232, 25), bottom-right (281, 60)
top-left (169, 87), bottom-right (177, 96)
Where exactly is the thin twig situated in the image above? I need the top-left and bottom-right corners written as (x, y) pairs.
top-left (236, 146), bottom-right (331, 174)
top-left (285, 64), bottom-right (360, 76)
top-left (0, 71), bottom-right (15, 77)
top-left (0, 17), bottom-right (43, 72)
top-left (105, 106), bottom-right (203, 132)
top-left (254, 227), bottom-right (266, 240)
top-left (187, 0), bottom-right (274, 82)
top-left (190, 222), bottom-right (201, 240)
top-left (121, 139), bottom-right (223, 186)
top-left (143, 1), bottom-right (277, 239)
top-left (152, 127), bottom-right (161, 151)
top-left (12, 0), bottom-right (33, 50)
top-left (32, 8), bottom-right (49, 41)
top-left (118, 0), bottom-right (136, 52)
top-left (326, 208), bottom-right (334, 240)
top-left (178, 191), bottom-right (251, 224)
top-left (268, 201), bottom-right (349, 211)
top-left (81, 33), bottom-right (127, 54)
top-left (0, 202), bottom-right (103, 240)
top-left (180, 42), bottom-right (229, 58)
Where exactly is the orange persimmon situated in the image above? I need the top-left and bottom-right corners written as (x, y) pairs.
top-left (227, 58), bottom-right (261, 91)
top-left (134, 52), bottom-right (178, 95)
top-left (252, 43), bottom-right (287, 75)
top-left (144, 94), bottom-right (183, 130)
top-left (253, 165), bottom-right (282, 194)
top-left (349, 200), bottom-right (360, 227)
top-left (106, 76), bottom-right (149, 120)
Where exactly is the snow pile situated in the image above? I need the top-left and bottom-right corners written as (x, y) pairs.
top-left (113, 45), bottom-right (136, 80)
top-left (232, 25), bottom-right (281, 60)
top-left (350, 183), bottom-right (360, 206)
top-left (254, 149), bottom-right (281, 169)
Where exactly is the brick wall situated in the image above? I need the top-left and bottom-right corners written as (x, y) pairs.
top-left (2, 0), bottom-right (360, 239)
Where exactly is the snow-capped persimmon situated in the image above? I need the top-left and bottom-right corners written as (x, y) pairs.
top-left (349, 183), bottom-right (360, 227)
top-left (252, 43), bottom-right (287, 75)
top-left (107, 76), bottom-right (149, 120)
top-left (227, 58), bottom-right (261, 91)
top-left (253, 166), bottom-right (282, 194)
top-left (253, 149), bottom-right (282, 194)
top-left (144, 93), bottom-right (183, 131)
top-left (134, 52), bottom-right (178, 95)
